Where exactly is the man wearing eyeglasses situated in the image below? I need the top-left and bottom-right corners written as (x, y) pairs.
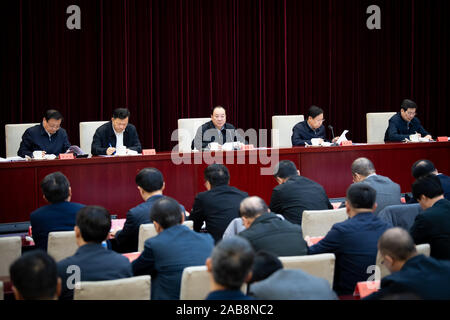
top-left (18, 109), bottom-right (71, 158)
top-left (291, 105), bottom-right (338, 146)
top-left (384, 99), bottom-right (432, 142)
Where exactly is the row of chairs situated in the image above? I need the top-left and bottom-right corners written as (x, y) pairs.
top-left (5, 112), bottom-right (394, 157)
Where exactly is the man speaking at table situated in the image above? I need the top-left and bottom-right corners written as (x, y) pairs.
top-left (91, 108), bottom-right (142, 156)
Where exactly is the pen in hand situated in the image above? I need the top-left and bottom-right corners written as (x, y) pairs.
top-left (108, 143), bottom-right (116, 156)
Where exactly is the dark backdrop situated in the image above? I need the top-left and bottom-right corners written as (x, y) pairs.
top-left (1, 0), bottom-right (449, 157)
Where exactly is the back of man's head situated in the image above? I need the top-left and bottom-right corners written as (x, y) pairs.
top-left (346, 183), bottom-right (377, 209)
top-left (210, 236), bottom-right (255, 290)
top-left (249, 250), bottom-right (283, 284)
top-left (112, 108), bottom-right (130, 119)
top-left (351, 157), bottom-right (376, 177)
top-left (412, 174), bottom-right (443, 201)
top-left (240, 196), bottom-right (268, 219)
top-left (378, 228), bottom-right (417, 261)
top-left (10, 250), bottom-right (59, 300)
top-left (135, 167), bottom-right (164, 193)
top-left (401, 99), bottom-right (417, 111)
top-left (273, 160), bottom-right (298, 179)
top-left (76, 206), bottom-right (111, 243)
top-left (43, 109), bottom-right (63, 121)
top-left (204, 163), bottom-right (230, 188)
top-left (411, 159), bottom-right (437, 179)
top-left (150, 196), bottom-right (182, 229)
top-left (308, 105), bottom-right (324, 119)
top-left (40, 171), bottom-right (70, 203)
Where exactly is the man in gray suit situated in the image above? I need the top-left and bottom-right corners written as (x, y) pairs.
top-left (349, 157), bottom-right (402, 215)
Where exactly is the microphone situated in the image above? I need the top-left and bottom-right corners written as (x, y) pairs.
top-left (328, 125), bottom-right (335, 140)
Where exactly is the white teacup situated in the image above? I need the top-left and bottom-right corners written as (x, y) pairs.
top-left (409, 134), bottom-right (419, 142)
top-left (33, 150), bottom-right (44, 159)
top-left (209, 142), bottom-right (220, 151)
top-left (311, 138), bottom-right (322, 146)
top-left (116, 146), bottom-right (127, 155)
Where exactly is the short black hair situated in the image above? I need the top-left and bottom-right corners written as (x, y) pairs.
top-left (9, 250), bottom-right (58, 300)
top-left (211, 105), bottom-right (226, 115)
top-left (307, 105), bottom-right (324, 119)
top-left (401, 99), bottom-right (417, 111)
top-left (412, 174), bottom-right (443, 201)
top-left (273, 160), bottom-right (298, 179)
top-left (204, 164), bottom-right (230, 188)
top-left (411, 159), bottom-right (436, 179)
top-left (135, 168), bottom-right (164, 193)
top-left (40, 172), bottom-right (70, 203)
top-left (112, 108), bottom-right (130, 119)
top-left (76, 206), bottom-right (111, 243)
top-left (250, 250), bottom-right (283, 284)
top-left (240, 197), bottom-right (269, 219)
top-left (43, 109), bottom-right (63, 121)
top-left (346, 183), bottom-right (377, 209)
top-left (211, 236), bottom-right (254, 290)
top-left (150, 196), bottom-right (183, 229)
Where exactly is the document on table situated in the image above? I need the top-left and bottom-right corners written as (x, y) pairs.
top-left (336, 130), bottom-right (349, 145)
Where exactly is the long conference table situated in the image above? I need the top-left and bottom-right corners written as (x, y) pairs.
top-left (1, 141), bottom-right (449, 224)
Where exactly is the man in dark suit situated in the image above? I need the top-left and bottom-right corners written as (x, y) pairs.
top-left (238, 196), bottom-right (308, 256)
top-left (350, 157), bottom-right (402, 215)
top-left (308, 183), bottom-right (390, 295)
top-left (365, 228), bottom-right (450, 300)
top-left (191, 106), bottom-right (245, 151)
top-left (410, 159), bottom-right (450, 201)
top-left (30, 172), bottom-right (84, 250)
top-left (190, 164), bottom-right (248, 243)
top-left (384, 99), bottom-right (432, 142)
top-left (110, 167), bottom-right (185, 253)
top-left (269, 160), bottom-right (333, 225)
top-left (91, 108), bottom-right (142, 155)
top-left (57, 206), bottom-right (133, 300)
top-left (132, 197), bottom-right (214, 299)
top-left (18, 109), bottom-right (71, 158)
top-left (410, 175), bottom-right (450, 260)
top-left (205, 236), bottom-right (254, 300)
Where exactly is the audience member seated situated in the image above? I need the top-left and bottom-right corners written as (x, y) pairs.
top-left (18, 109), bottom-right (71, 158)
top-left (132, 197), bottom-right (214, 299)
top-left (269, 160), bottom-right (333, 225)
top-left (190, 164), bottom-right (248, 243)
top-left (410, 175), bottom-right (450, 260)
top-left (365, 228), bottom-right (450, 300)
top-left (408, 159), bottom-right (450, 202)
top-left (110, 168), bottom-right (185, 253)
top-left (10, 250), bottom-right (61, 300)
top-left (205, 236), bottom-right (254, 300)
top-left (57, 206), bottom-right (132, 300)
top-left (30, 172), bottom-right (84, 250)
top-left (347, 157), bottom-right (401, 215)
top-left (308, 183), bottom-right (390, 295)
top-left (238, 196), bottom-right (308, 256)
top-left (247, 251), bottom-right (337, 300)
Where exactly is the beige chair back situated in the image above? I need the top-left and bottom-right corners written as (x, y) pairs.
top-left (79, 121), bottom-right (108, 155)
top-left (5, 123), bottom-right (40, 157)
top-left (366, 112), bottom-right (396, 143)
top-left (138, 220), bottom-right (194, 252)
top-left (279, 253), bottom-right (336, 288)
top-left (301, 208), bottom-right (348, 237)
top-left (74, 275), bottom-right (151, 300)
top-left (177, 118), bottom-right (211, 152)
top-left (0, 236), bottom-right (22, 277)
top-left (47, 231), bottom-right (78, 262)
top-left (271, 115), bottom-right (304, 148)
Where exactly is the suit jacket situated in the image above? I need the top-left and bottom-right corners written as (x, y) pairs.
top-left (190, 185), bottom-right (248, 243)
top-left (407, 174), bottom-right (450, 204)
top-left (91, 121), bottom-right (142, 155)
top-left (57, 243), bottom-right (133, 300)
top-left (191, 120), bottom-right (245, 150)
top-left (249, 269), bottom-right (337, 300)
top-left (308, 212), bottom-right (390, 295)
top-left (364, 174), bottom-right (402, 216)
top-left (132, 224), bottom-right (214, 300)
top-left (238, 213), bottom-right (308, 257)
top-left (30, 201), bottom-right (85, 250)
top-left (291, 121), bottom-right (327, 146)
top-left (269, 175), bottom-right (333, 225)
top-left (410, 199), bottom-right (450, 260)
top-left (384, 112), bottom-right (429, 142)
top-left (206, 290), bottom-right (254, 300)
top-left (18, 123), bottom-right (71, 157)
top-left (364, 254), bottom-right (450, 300)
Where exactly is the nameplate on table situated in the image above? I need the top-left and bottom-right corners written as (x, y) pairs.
top-left (437, 136), bottom-right (449, 142)
top-left (59, 153), bottom-right (75, 160)
top-left (241, 144), bottom-right (255, 150)
top-left (340, 140), bottom-right (353, 146)
top-left (142, 149), bottom-right (156, 155)
top-left (353, 281), bottom-right (380, 298)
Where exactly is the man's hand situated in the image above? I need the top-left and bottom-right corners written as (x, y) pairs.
top-left (331, 137), bottom-right (339, 143)
top-left (424, 135), bottom-right (432, 141)
top-left (106, 147), bottom-right (116, 155)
